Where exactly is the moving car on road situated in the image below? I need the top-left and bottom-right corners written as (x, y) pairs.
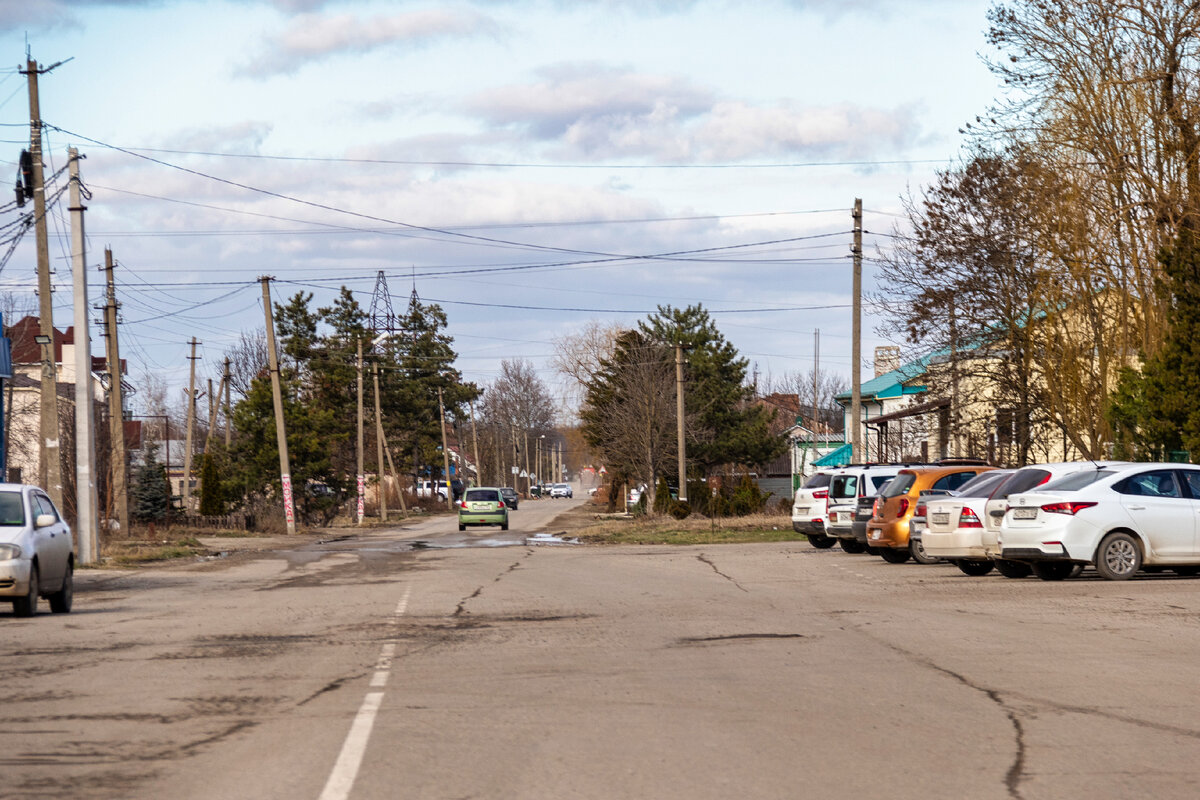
top-left (0, 484), bottom-right (74, 617)
top-left (1000, 462), bottom-right (1200, 581)
top-left (499, 487), bottom-right (519, 510)
top-left (457, 487), bottom-right (510, 531)
top-left (550, 483), bottom-right (573, 498)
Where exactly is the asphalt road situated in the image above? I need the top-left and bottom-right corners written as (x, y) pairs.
top-left (6, 498), bottom-right (1200, 799)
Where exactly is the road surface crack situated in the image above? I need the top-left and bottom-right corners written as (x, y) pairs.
top-left (696, 553), bottom-right (748, 592)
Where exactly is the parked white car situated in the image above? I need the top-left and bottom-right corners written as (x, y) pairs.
top-left (791, 470), bottom-right (835, 548)
top-left (1000, 462), bottom-right (1200, 581)
top-left (919, 469), bottom-right (1015, 574)
top-left (0, 484), bottom-right (74, 617)
top-left (825, 465), bottom-right (901, 553)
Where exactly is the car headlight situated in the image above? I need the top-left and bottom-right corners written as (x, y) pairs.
top-left (0, 543), bottom-right (21, 560)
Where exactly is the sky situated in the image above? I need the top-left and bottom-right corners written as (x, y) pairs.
top-left (0, 0), bottom-right (1001, 419)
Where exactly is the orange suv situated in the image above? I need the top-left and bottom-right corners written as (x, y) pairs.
top-left (866, 464), bottom-right (994, 564)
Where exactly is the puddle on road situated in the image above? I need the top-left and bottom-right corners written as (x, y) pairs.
top-left (405, 532), bottom-right (579, 550)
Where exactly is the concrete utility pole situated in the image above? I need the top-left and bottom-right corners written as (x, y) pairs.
top-left (437, 387), bottom-right (453, 512)
top-left (356, 338), bottom-right (364, 525)
top-left (68, 148), bottom-right (98, 563)
top-left (851, 198), bottom-right (863, 463)
top-left (102, 249), bottom-right (128, 538)
top-left (469, 401), bottom-right (480, 488)
top-left (183, 337), bottom-right (199, 515)
top-left (25, 58), bottom-right (62, 510)
top-left (260, 277), bottom-right (296, 534)
top-left (373, 362), bottom-right (387, 523)
top-left (676, 343), bottom-right (687, 502)
top-left (204, 373), bottom-right (225, 453)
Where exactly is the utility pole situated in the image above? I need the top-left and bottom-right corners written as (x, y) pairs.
top-left (102, 249), bottom-right (128, 538)
top-left (356, 338), bottom-right (364, 525)
top-left (373, 362), bottom-right (387, 523)
top-left (182, 337), bottom-right (199, 515)
top-left (851, 198), bottom-right (863, 463)
top-left (68, 148), bottom-right (98, 563)
top-left (469, 401), bottom-right (481, 488)
top-left (676, 343), bottom-right (687, 502)
top-left (25, 58), bottom-right (62, 510)
top-left (437, 387), bottom-right (453, 512)
top-left (260, 277), bottom-right (296, 534)
top-left (223, 359), bottom-right (232, 450)
top-left (204, 373), bottom-right (225, 453)
top-left (523, 430), bottom-right (531, 495)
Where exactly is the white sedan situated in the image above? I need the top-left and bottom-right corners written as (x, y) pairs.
top-left (0, 484), bottom-right (74, 616)
top-left (998, 463), bottom-right (1200, 581)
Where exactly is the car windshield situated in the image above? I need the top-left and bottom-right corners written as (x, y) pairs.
top-left (993, 468), bottom-right (1052, 499)
top-left (464, 489), bottom-right (498, 502)
top-left (0, 491), bottom-right (23, 525)
top-left (1043, 469), bottom-right (1121, 492)
top-left (803, 472), bottom-right (832, 489)
top-left (954, 471), bottom-right (1008, 498)
top-left (882, 473), bottom-right (917, 498)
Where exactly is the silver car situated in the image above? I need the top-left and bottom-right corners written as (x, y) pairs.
top-left (0, 484), bottom-right (74, 617)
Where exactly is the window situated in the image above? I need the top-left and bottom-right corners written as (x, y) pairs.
top-left (830, 475), bottom-right (859, 501)
top-left (955, 471), bottom-right (1007, 498)
top-left (464, 489), bottom-right (499, 502)
top-left (883, 473), bottom-right (917, 498)
top-left (803, 472), bottom-right (832, 490)
top-left (1116, 470), bottom-right (1181, 498)
top-left (1181, 471), bottom-right (1200, 499)
top-left (1043, 470), bottom-right (1118, 492)
top-left (869, 473), bottom-right (899, 492)
top-left (995, 468), bottom-right (1052, 499)
top-left (32, 493), bottom-right (59, 521)
top-left (932, 471), bottom-right (981, 493)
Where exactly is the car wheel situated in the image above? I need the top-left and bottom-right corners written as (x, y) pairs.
top-left (458, 523), bottom-right (466, 532)
top-left (865, 546), bottom-right (883, 556)
top-left (955, 560), bottom-right (995, 576)
top-left (994, 559), bottom-right (1032, 579)
top-left (808, 533), bottom-right (837, 549)
top-left (48, 560), bottom-right (73, 614)
top-left (909, 537), bottom-right (940, 565)
top-left (1095, 532), bottom-right (1141, 581)
top-left (1174, 566), bottom-right (1200, 576)
top-left (839, 538), bottom-right (866, 554)
top-left (13, 563), bottom-right (38, 617)
top-left (879, 548), bottom-right (911, 564)
top-left (501, 519), bottom-right (509, 531)
top-left (1033, 561), bottom-right (1076, 581)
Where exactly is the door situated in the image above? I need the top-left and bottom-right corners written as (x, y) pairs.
top-left (31, 491), bottom-right (70, 588)
top-left (1116, 470), bottom-right (1195, 559)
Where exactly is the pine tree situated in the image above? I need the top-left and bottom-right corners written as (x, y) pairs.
top-left (131, 440), bottom-right (171, 523)
top-left (198, 453), bottom-right (223, 516)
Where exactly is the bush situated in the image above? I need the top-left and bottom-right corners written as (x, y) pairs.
top-left (729, 474), bottom-right (770, 516)
top-left (653, 477), bottom-right (672, 514)
top-left (668, 500), bottom-right (691, 520)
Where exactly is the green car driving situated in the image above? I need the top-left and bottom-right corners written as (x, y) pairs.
top-left (458, 487), bottom-right (510, 531)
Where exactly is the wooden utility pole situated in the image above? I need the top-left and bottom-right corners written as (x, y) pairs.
top-left (260, 277), bottom-right (295, 534)
top-left (851, 198), bottom-right (863, 463)
top-left (469, 401), bottom-right (481, 488)
top-left (437, 387), bottom-right (453, 511)
top-left (356, 338), bottom-right (364, 525)
top-left (68, 148), bottom-right (98, 563)
top-left (204, 373), bottom-right (226, 453)
top-left (373, 362), bottom-right (388, 523)
top-left (223, 359), bottom-right (232, 449)
top-left (25, 58), bottom-right (62, 510)
top-left (182, 337), bottom-right (199, 515)
top-left (676, 343), bottom-right (687, 502)
top-left (102, 249), bottom-right (128, 539)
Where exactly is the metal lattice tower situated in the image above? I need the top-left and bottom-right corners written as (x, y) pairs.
top-left (368, 270), bottom-right (396, 336)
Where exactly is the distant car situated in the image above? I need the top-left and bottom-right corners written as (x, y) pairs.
top-left (458, 487), bottom-right (509, 532)
top-left (0, 484), bottom-right (74, 617)
top-left (550, 483), bottom-right (573, 498)
top-left (500, 487), bottom-right (519, 510)
top-left (791, 470), bottom-right (835, 547)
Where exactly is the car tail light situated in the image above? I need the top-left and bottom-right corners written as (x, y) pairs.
top-left (914, 502), bottom-right (926, 518)
top-left (959, 507), bottom-right (983, 528)
top-left (872, 497), bottom-right (882, 517)
top-left (813, 489), bottom-right (828, 500)
top-left (896, 498), bottom-right (909, 517)
top-left (497, 501), bottom-right (505, 509)
top-left (459, 501), bottom-right (468, 509)
top-left (1040, 501), bottom-right (1098, 515)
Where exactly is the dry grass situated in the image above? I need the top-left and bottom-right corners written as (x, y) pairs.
top-left (563, 508), bottom-right (805, 546)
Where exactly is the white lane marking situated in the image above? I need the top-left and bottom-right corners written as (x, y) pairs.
top-left (318, 584), bottom-right (413, 800)
top-left (318, 692), bottom-right (384, 800)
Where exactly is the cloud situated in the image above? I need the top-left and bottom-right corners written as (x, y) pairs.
top-left (467, 65), bottom-right (924, 162)
top-left (0, 0), bottom-right (152, 33)
top-left (245, 8), bottom-right (501, 76)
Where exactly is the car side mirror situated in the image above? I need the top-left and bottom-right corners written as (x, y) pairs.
top-left (35, 513), bottom-right (56, 528)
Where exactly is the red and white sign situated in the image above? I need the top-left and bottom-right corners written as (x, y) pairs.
top-left (281, 474), bottom-right (295, 524)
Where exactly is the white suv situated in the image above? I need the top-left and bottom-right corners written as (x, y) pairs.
top-left (825, 465), bottom-right (902, 553)
top-left (791, 470), bottom-right (835, 548)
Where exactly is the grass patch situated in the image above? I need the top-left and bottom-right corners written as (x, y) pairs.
top-left (574, 512), bottom-right (805, 546)
top-left (102, 536), bottom-right (210, 566)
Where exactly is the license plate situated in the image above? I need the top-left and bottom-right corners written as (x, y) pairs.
top-left (797, 507), bottom-right (809, 515)
top-left (931, 513), bottom-right (949, 525)
top-left (1013, 507), bottom-right (1037, 520)
top-left (870, 530), bottom-right (880, 539)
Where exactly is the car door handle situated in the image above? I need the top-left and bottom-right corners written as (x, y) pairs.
top-left (1127, 505), bottom-right (1146, 511)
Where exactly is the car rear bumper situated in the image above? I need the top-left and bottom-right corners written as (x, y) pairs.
top-left (791, 518), bottom-right (824, 535)
top-left (923, 529), bottom-right (987, 559)
top-left (866, 520), bottom-right (909, 549)
top-left (459, 512), bottom-right (508, 526)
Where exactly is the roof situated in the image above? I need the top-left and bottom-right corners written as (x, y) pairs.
top-left (814, 443), bottom-right (853, 466)
top-left (835, 353), bottom-right (932, 404)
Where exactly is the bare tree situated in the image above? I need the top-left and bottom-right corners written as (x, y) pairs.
top-left (551, 320), bottom-right (625, 419)
top-left (224, 329), bottom-right (268, 400)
